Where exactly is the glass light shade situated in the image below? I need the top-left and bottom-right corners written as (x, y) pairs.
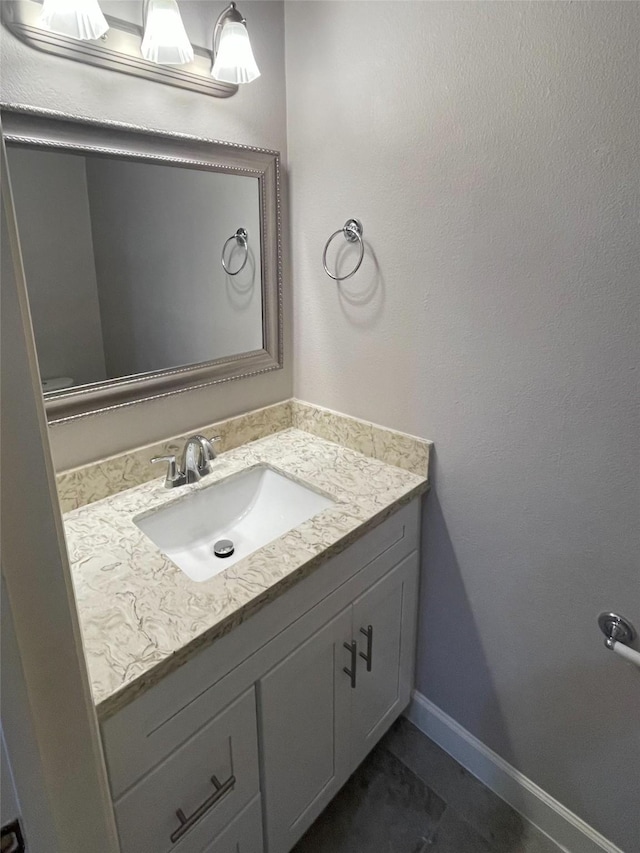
top-left (141, 0), bottom-right (194, 65)
top-left (212, 21), bottom-right (260, 85)
top-left (38, 0), bottom-right (108, 40)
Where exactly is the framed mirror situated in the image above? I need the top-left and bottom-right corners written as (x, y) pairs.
top-left (2, 104), bottom-right (283, 423)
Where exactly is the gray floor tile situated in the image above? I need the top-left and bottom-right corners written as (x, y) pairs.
top-left (383, 719), bottom-right (562, 853)
top-left (504, 825), bottom-right (566, 853)
top-left (425, 808), bottom-right (562, 853)
top-left (425, 809), bottom-right (494, 853)
top-left (292, 745), bottom-right (446, 853)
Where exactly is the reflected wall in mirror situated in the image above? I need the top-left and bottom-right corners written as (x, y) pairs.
top-left (9, 148), bottom-right (262, 387)
top-left (2, 105), bottom-right (283, 423)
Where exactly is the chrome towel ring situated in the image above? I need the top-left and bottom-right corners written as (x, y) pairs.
top-left (322, 218), bottom-right (364, 281)
top-left (221, 227), bottom-right (249, 275)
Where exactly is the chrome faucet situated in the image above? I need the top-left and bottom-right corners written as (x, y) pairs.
top-left (151, 434), bottom-right (220, 488)
top-left (181, 435), bottom-right (218, 483)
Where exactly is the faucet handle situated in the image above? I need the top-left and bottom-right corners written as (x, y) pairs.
top-left (196, 435), bottom-right (221, 454)
top-left (207, 435), bottom-right (222, 454)
top-left (195, 435), bottom-right (221, 474)
top-left (150, 454), bottom-right (184, 489)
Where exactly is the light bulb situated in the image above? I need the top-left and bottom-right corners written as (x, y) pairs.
top-left (212, 20), bottom-right (260, 85)
top-left (141, 0), bottom-right (194, 66)
top-left (38, 0), bottom-right (108, 40)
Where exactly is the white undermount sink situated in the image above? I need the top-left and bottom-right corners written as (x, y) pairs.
top-left (134, 465), bottom-right (335, 582)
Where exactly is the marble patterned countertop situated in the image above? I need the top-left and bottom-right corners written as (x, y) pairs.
top-left (64, 428), bottom-right (429, 720)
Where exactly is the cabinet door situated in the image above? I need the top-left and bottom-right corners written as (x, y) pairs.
top-left (350, 553), bottom-right (418, 767)
top-left (259, 607), bottom-right (353, 853)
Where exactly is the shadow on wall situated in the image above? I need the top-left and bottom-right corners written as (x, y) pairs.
top-left (225, 246), bottom-right (258, 312)
top-left (334, 241), bottom-right (385, 329)
top-left (417, 450), bottom-right (515, 763)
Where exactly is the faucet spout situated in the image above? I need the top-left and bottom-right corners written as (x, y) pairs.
top-left (181, 435), bottom-right (219, 484)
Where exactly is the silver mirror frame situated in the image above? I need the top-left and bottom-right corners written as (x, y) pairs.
top-left (1, 104), bottom-right (283, 425)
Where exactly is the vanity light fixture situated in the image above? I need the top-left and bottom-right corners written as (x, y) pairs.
top-left (211, 2), bottom-right (260, 85)
top-left (2, 0), bottom-right (259, 97)
top-left (141, 0), bottom-right (194, 65)
top-left (37, 0), bottom-right (108, 40)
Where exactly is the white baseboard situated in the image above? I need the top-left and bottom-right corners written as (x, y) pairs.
top-left (405, 691), bottom-right (625, 853)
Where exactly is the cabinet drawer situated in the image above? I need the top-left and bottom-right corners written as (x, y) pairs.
top-left (114, 688), bottom-right (259, 853)
top-left (202, 794), bottom-right (263, 853)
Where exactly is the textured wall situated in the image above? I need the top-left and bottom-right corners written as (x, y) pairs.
top-left (285, 2), bottom-right (640, 849)
top-left (1, 0), bottom-right (290, 470)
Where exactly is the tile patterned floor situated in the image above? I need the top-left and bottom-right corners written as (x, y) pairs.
top-left (293, 718), bottom-right (562, 853)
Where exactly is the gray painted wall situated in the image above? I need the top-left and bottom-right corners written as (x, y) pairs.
top-left (86, 157), bottom-right (262, 377)
top-left (285, 3), bottom-right (640, 850)
top-left (0, 0), bottom-right (290, 470)
top-left (6, 147), bottom-right (107, 386)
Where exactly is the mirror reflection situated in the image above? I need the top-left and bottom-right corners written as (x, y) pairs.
top-left (7, 145), bottom-right (263, 394)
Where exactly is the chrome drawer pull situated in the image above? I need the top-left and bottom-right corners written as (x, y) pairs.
top-left (343, 640), bottom-right (357, 688)
top-left (359, 625), bottom-right (373, 672)
top-left (170, 773), bottom-right (236, 843)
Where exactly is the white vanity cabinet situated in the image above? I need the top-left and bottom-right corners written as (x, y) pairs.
top-left (101, 499), bottom-right (421, 853)
top-left (259, 554), bottom-right (418, 853)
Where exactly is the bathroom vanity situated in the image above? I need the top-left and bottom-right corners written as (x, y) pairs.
top-left (103, 500), bottom-right (419, 853)
top-left (4, 105), bottom-right (432, 853)
top-left (8, 107), bottom-right (431, 850)
top-left (62, 424), bottom-right (429, 853)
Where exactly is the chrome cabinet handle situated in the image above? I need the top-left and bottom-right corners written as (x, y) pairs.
top-left (343, 640), bottom-right (357, 688)
top-left (170, 773), bottom-right (236, 844)
top-left (359, 625), bottom-right (373, 672)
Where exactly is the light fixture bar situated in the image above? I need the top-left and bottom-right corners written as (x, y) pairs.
top-left (1, 0), bottom-right (237, 98)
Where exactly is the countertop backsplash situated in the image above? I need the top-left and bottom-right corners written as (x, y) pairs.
top-left (56, 399), bottom-right (432, 512)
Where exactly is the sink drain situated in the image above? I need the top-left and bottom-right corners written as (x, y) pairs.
top-left (213, 539), bottom-right (235, 558)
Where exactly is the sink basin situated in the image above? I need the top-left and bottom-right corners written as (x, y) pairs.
top-left (134, 465), bottom-right (334, 582)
